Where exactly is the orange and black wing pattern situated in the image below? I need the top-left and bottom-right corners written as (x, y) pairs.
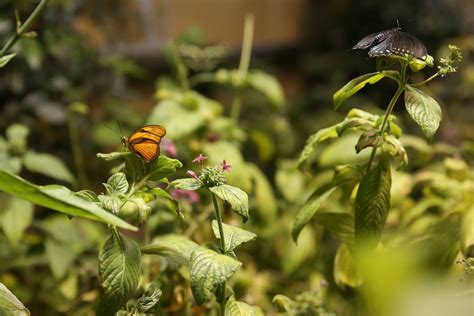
top-left (127, 125), bottom-right (166, 161)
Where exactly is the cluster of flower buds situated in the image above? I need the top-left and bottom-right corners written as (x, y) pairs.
top-left (186, 154), bottom-right (232, 188)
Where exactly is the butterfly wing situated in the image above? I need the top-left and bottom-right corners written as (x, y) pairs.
top-left (353, 29), bottom-right (397, 49)
top-left (386, 31), bottom-right (427, 59)
top-left (127, 125), bottom-right (166, 161)
top-left (128, 125), bottom-right (166, 144)
top-left (131, 140), bottom-right (160, 161)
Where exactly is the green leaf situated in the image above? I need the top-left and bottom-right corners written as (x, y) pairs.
top-left (0, 53), bottom-right (16, 68)
top-left (147, 156), bottom-right (183, 181)
top-left (355, 130), bottom-right (383, 153)
top-left (333, 72), bottom-right (394, 110)
top-left (170, 178), bottom-right (202, 191)
top-left (141, 234), bottom-right (200, 265)
top-left (292, 185), bottom-right (338, 243)
top-left (211, 220), bottom-right (256, 253)
top-left (23, 151), bottom-right (75, 184)
top-left (225, 295), bottom-right (263, 316)
top-left (124, 153), bottom-right (144, 181)
top-left (74, 190), bottom-right (100, 202)
top-left (333, 243), bottom-right (362, 288)
top-left (1, 197), bottom-right (33, 245)
top-left (272, 295), bottom-right (298, 314)
top-left (0, 282), bottom-right (29, 315)
top-left (0, 170), bottom-right (137, 231)
top-left (246, 70), bottom-right (284, 107)
top-left (298, 125), bottom-right (340, 170)
top-left (190, 248), bottom-right (241, 305)
top-left (136, 284), bottom-right (162, 313)
top-left (355, 156), bottom-right (391, 247)
top-left (313, 212), bottom-right (355, 246)
top-left (104, 173), bottom-right (129, 196)
top-left (210, 185), bottom-right (249, 222)
top-left (98, 195), bottom-right (122, 214)
top-left (283, 226), bottom-right (316, 274)
top-left (97, 229), bottom-right (141, 316)
top-left (461, 207), bottom-right (474, 257)
top-left (404, 85), bottom-right (442, 142)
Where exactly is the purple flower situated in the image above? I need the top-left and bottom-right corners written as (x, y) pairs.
top-left (187, 170), bottom-right (200, 180)
top-left (171, 189), bottom-right (200, 204)
top-left (192, 154), bottom-right (208, 164)
top-left (163, 139), bottom-right (177, 158)
top-left (220, 160), bottom-right (232, 172)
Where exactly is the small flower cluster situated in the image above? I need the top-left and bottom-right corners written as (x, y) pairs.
top-left (438, 44), bottom-right (463, 77)
top-left (187, 154), bottom-right (232, 188)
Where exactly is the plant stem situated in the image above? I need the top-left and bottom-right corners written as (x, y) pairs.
top-left (231, 14), bottom-right (254, 122)
top-left (411, 72), bottom-right (440, 87)
top-left (169, 41), bottom-right (189, 90)
top-left (67, 106), bottom-right (89, 189)
top-left (211, 192), bottom-right (226, 315)
top-left (0, 0), bottom-right (49, 57)
top-left (366, 62), bottom-right (408, 172)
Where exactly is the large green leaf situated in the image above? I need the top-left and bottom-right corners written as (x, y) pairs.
top-left (1, 197), bottom-right (33, 245)
top-left (211, 220), bottom-right (257, 253)
top-left (97, 229), bottom-right (141, 316)
top-left (333, 71), bottom-right (396, 110)
top-left (23, 151), bottom-right (75, 184)
top-left (246, 163), bottom-right (277, 222)
top-left (225, 295), bottom-right (263, 316)
top-left (0, 170), bottom-right (137, 231)
top-left (333, 243), bottom-right (362, 288)
top-left (103, 173), bottom-right (128, 196)
top-left (404, 85), bottom-right (442, 142)
top-left (141, 234), bottom-right (200, 265)
top-left (190, 248), bottom-right (241, 305)
top-left (354, 156), bottom-right (391, 247)
top-left (292, 184), bottom-right (338, 243)
top-left (147, 156), bottom-right (183, 181)
top-left (0, 282), bottom-right (29, 316)
top-left (210, 185), bottom-right (249, 222)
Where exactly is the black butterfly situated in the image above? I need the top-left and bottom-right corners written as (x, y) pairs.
top-left (353, 28), bottom-right (427, 60)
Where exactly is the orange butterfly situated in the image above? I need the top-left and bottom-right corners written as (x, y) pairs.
top-left (121, 125), bottom-right (166, 161)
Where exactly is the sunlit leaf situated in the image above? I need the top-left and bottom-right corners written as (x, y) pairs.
top-left (298, 125), bottom-right (340, 170)
top-left (225, 295), bottom-right (263, 316)
top-left (190, 248), bottom-right (241, 305)
top-left (211, 220), bottom-right (256, 253)
top-left (0, 170), bottom-right (137, 231)
top-left (334, 243), bottom-right (363, 288)
top-left (355, 156), bottom-right (391, 247)
top-left (141, 234), bottom-right (200, 265)
top-left (0, 282), bottom-right (29, 315)
top-left (333, 71), bottom-right (396, 110)
top-left (1, 197), bottom-right (33, 245)
top-left (404, 85), bottom-right (442, 142)
top-left (147, 156), bottom-right (183, 181)
top-left (23, 151), bottom-right (75, 183)
top-left (45, 238), bottom-right (77, 279)
top-left (0, 53), bottom-right (16, 68)
top-left (210, 185), bottom-right (249, 222)
top-left (97, 229), bottom-right (141, 315)
top-left (97, 151), bottom-right (130, 161)
top-left (170, 178), bottom-right (202, 191)
top-left (104, 172), bottom-right (129, 196)
top-left (246, 163), bottom-right (277, 222)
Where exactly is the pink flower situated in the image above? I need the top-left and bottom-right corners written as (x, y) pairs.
top-left (171, 189), bottom-right (200, 204)
top-left (192, 154), bottom-right (208, 164)
top-left (187, 170), bottom-right (200, 180)
top-left (220, 160), bottom-right (232, 172)
top-left (163, 139), bottom-right (177, 157)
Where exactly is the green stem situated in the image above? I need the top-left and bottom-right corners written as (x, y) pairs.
top-left (0, 0), bottom-right (49, 57)
top-left (366, 62), bottom-right (408, 172)
top-left (211, 192), bottom-right (226, 315)
top-left (411, 72), bottom-right (440, 87)
top-left (231, 14), bottom-right (254, 122)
